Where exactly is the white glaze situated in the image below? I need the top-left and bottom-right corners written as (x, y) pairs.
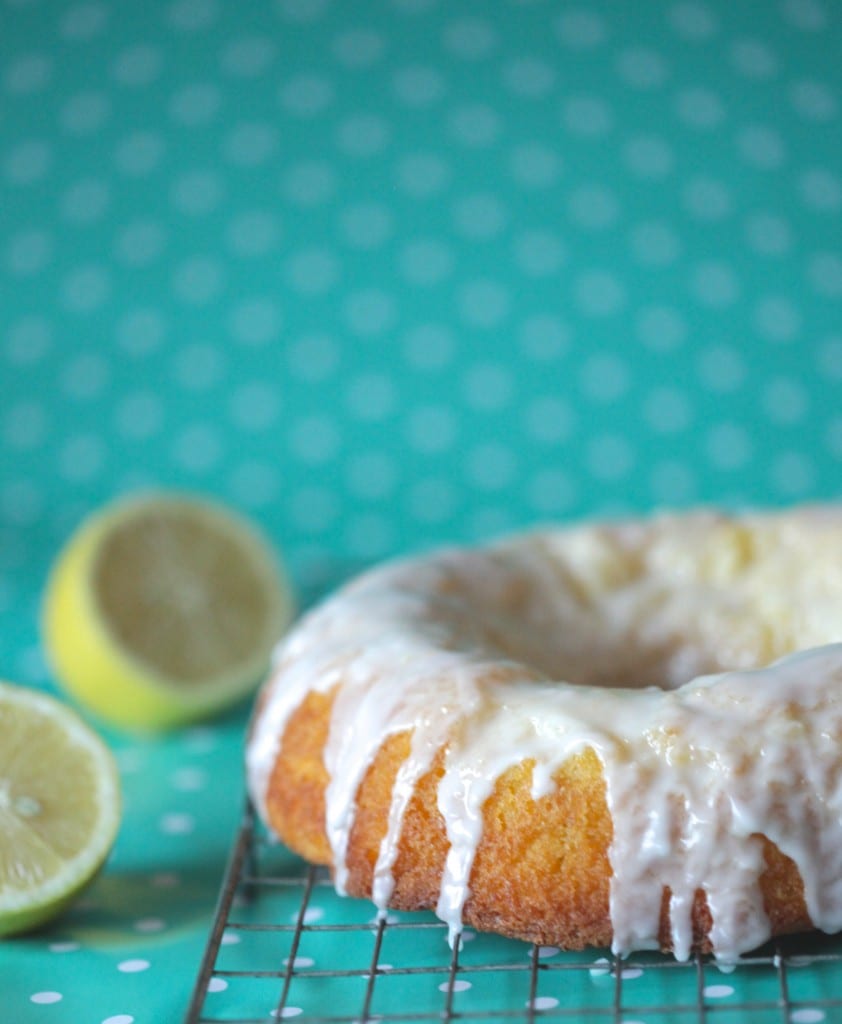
top-left (246, 508), bottom-right (842, 961)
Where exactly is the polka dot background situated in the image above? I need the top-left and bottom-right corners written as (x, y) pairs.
top-left (1, 0), bottom-right (839, 1020)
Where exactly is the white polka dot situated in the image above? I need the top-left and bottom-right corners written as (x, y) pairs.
top-left (809, 252), bottom-right (842, 296)
top-left (698, 344), bottom-right (746, 391)
top-left (790, 79), bottom-right (837, 121)
top-left (169, 82), bottom-right (220, 125)
top-left (800, 169), bottom-right (842, 212)
top-left (171, 767), bottom-right (207, 792)
top-left (221, 930), bottom-right (241, 946)
top-left (332, 28), bottom-right (385, 67)
top-left (60, 2), bottom-right (108, 40)
top-left (706, 423), bottom-right (753, 470)
top-left (336, 114), bottom-right (390, 157)
top-left (562, 95), bottom-right (613, 136)
top-left (207, 978), bottom-right (228, 993)
top-left (730, 38), bottom-right (780, 79)
top-left (229, 299), bottom-right (282, 346)
top-left (438, 979), bottom-right (472, 993)
top-left (283, 956), bottom-right (315, 969)
top-left (345, 514), bottom-right (395, 560)
top-left (683, 177), bottom-right (733, 220)
top-left (704, 983), bottom-right (735, 998)
top-left (117, 309), bottom-right (166, 356)
top-left (745, 212), bottom-right (792, 257)
top-left (453, 193), bottom-right (508, 239)
top-left (170, 341), bottom-right (218, 393)
top-left (528, 996), bottom-right (559, 1010)
top-left (574, 270), bottom-right (626, 316)
top-left (675, 87), bottom-right (725, 128)
top-left (737, 125), bottom-right (785, 169)
top-left (345, 374), bottom-right (396, 421)
top-left (623, 136), bottom-right (674, 178)
top-left (60, 91), bottom-right (110, 134)
top-left (115, 392), bottom-right (164, 441)
top-left (287, 334), bottom-right (340, 380)
top-left (221, 35), bottom-right (276, 77)
top-left (828, 418), bottom-right (842, 458)
top-left (568, 184), bottom-right (620, 230)
top-left (587, 434), bottom-right (636, 480)
top-left (284, 248), bottom-right (339, 295)
top-left (226, 210), bottom-right (280, 256)
top-left (172, 425), bottom-right (222, 473)
top-left (509, 143), bottom-right (563, 188)
top-left (3, 139), bottom-right (52, 185)
top-left (616, 47), bottom-right (668, 89)
top-left (589, 957), bottom-right (612, 977)
top-left (580, 354), bottom-right (630, 401)
top-left (443, 17), bottom-right (496, 59)
top-left (5, 316), bottom-right (51, 365)
top-left (4, 53), bottom-right (53, 94)
top-left (345, 453), bottom-right (398, 502)
top-left (115, 219), bottom-right (167, 265)
top-left (276, 1009), bottom-right (303, 1020)
top-left (399, 239), bottom-right (454, 286)
top-left (172, 256), bottom-right (223, 304)
top-left (61, 178), bottom-right (112, 224)
top-left (753, 296), bottom-right (802, 342)
top-left (406, 406), bottom-right (457, 454)
top-left (117, 960), bottom-right (150, 974)
top-left (396, 152), bottom-right (451, 197)
top-left (818, 336), bottom-right (842, 379)
top-left (513, 231), bottom-right (567, 276)
top-left (790, 1009), bottom-right (826, 1023)
top-left (340, 202), bottom-right (394, 248)
top-left (463, 363), bottom-right (513, 411)
top-left (555, 9), bottom-right (606, 48)
top-left (448, 104), bottom-right (501, 146)
top-left (621, 967), bottom-right (644, 979)
top-left (408, 479), bottom-right (457, 524)
top-left (771, 452), bottom-right (816, 496)
top-left (636, 306), bottom-right (687, 350)
top-left (134, 917), bottom-right (166, 933)
top-left (392, 65), bottom-right (446, 106)
top-left (58, 435), bottom-right (107, 482)
top-left (114, 132), bottom-right (165, 176)
top-left (31, 993), bottom-right (63, 1005)
top-left (112, 45), bottom-right (162, 87)
top-left (668, 1), bottom-right (718, 39)
top-left (277, 0), bottom-right (328, 21)
top-left (167, 0), bottom-right (219, 31)
top-left (5, 229), bottom-right (53, 276)
top-left (102, 1016), bottom-right (135, 1024)
top-left (229, 383), bottom-right (280, 432)
top-left (524, 396), bottom-right (576, 443)
top-left (159, 812), bottom-right (195, 835)
top-left (519, 315), bottom-right (570, 360)
top-left (503, 57), bottom-right (556, 97)
top-left (690, 262), bottom-right (740, 307)
top-left (650, 461), bottom-right (698, 503)
top-left (403, 324), bottom-right (455, 369)
top-left (629, 222), bottom-right (681, 266)
top-left (229, 462), bottom-right (280, 510)
top-left (467, 444), bottom-right (516, 491)
top-left (290, 416), bottom-right (340, 464)
top-left (61, 265), bottom-right (111, 313)
top-left (459, 279), bottom-right (511, 328)
top-left (61, 353), bottom-right (109, 400)
top-left (343, 289), bottom-right (396, 336)
top-left (49, 942), bottom-right (81, 953)
top-left (279, 74), bottom-right (334, 117)
top-left (279, 162), bottom-right (335, 208)
top-left (781, 0), bottom-right (827, 31)
top-left (644, 387), bottom-right (692, 433)
top-left (170, 170), bottom-right (224, 215)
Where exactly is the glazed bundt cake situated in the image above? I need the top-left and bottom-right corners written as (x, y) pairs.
top-left (246, 508), bottom-right (842, 961)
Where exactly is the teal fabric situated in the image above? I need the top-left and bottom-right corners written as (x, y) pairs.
top-left (1, 0), bottom-right (840, 1020)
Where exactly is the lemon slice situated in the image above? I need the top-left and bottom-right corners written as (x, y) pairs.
top-left (0, 682), bottom-right (120, 937)
top-left (43, 493), bottom-right (294, 731)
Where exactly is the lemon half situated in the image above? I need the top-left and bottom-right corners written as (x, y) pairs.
top-left (43, 493), bottom-right (294, 731)
top-left (0, 682), bottom-right (120, 937)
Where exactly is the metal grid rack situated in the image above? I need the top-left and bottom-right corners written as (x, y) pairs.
top-left (186, 800), bottom-right (842, 1023)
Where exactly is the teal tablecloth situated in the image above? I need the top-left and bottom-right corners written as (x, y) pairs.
top-left (1, 1), bottom-right (840, 1021)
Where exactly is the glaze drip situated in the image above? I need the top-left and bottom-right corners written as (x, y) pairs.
top-left (246, 509), bottom-right (842, 960)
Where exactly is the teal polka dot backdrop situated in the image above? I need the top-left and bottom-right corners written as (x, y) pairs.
top-left (1, 0), bottom-right (840, 1020)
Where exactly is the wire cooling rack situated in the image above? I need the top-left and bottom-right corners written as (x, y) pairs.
top-left (185, 799), bottom-right (842, 1023)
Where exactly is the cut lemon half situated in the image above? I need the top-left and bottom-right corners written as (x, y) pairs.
top-left (0, 682), bottom-right (120, 937)
top-left (43, 493), bottom-right (295, 731)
